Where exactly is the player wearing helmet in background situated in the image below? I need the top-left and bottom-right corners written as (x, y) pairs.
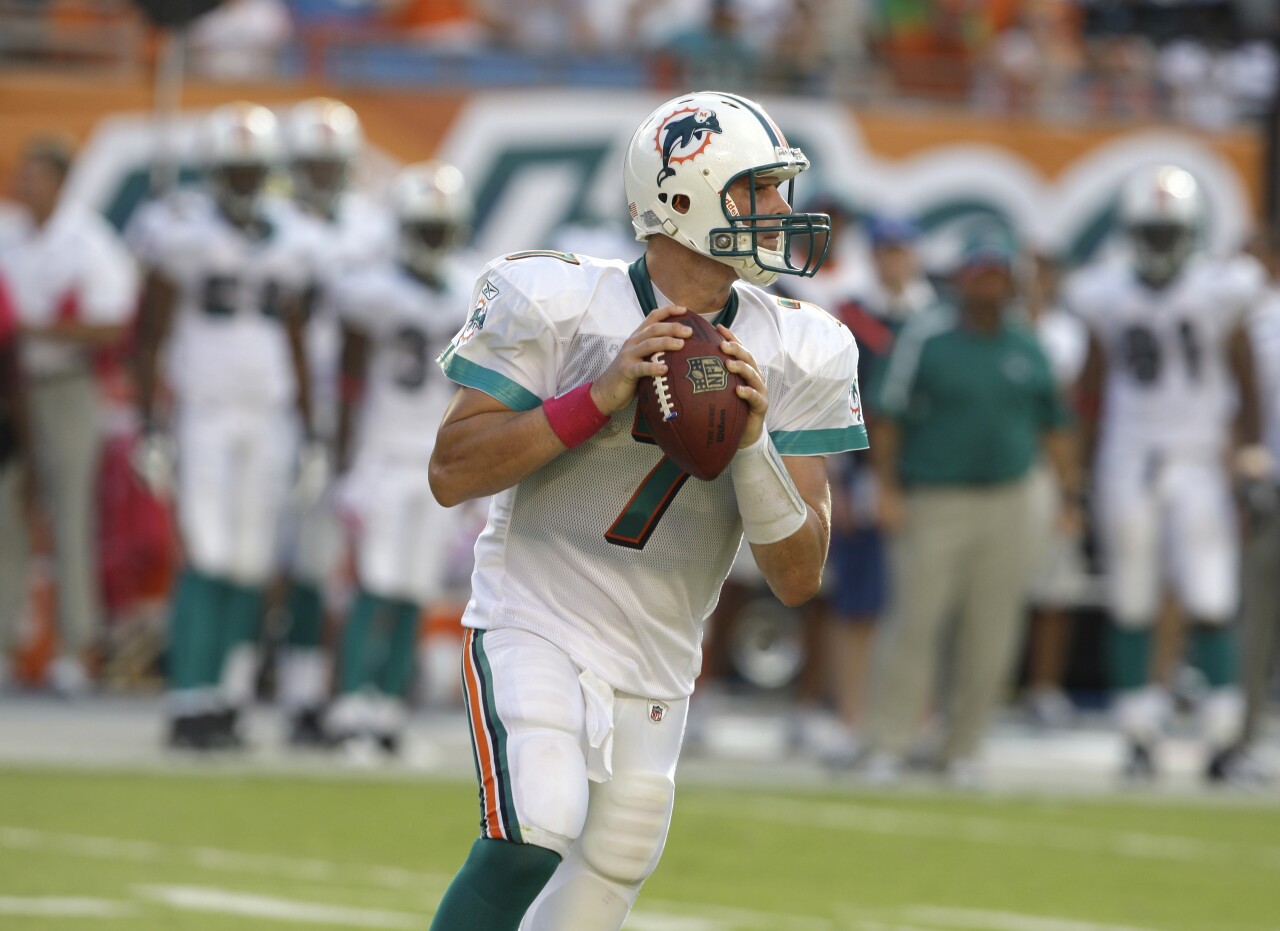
top-left (427, 91), bottom-right (865, 931)
top-left (128, 101), bottom-right (322, 750)
top-left (274, 97), bottom-right (395, 746)
top-left (323, 161), bottom-right (475, 760)
top-left (1066, 164), bottom-right (1271, 783)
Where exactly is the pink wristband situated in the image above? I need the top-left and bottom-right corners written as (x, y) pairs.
top-left (544, 382), bottom-right (610, 449)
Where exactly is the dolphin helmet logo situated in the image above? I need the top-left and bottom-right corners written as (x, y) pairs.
top-left (655, 107), bottom-right (722, 187)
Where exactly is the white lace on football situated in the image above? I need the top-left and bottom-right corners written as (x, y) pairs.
top-left (651, 352), bottom-right (677, 420)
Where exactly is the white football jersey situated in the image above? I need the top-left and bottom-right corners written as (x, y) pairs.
top-left (307, 193), bottom-right (395, 438)
top-left (127, 190), bottom-right (320, 407)
top-left (334, 260), bottom-right (471, 461)
top-left (1065, 255), bottom-right (1263, 458)
top-left (438, 251), bottom-right (867, 699)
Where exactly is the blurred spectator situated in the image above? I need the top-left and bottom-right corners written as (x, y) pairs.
top-left (861, 235), bottom-right (1080, 786)
top-left (0, 270), bottom-right (37, 691)
top-left (382, 0), bottom-right (495, 47)
top-left (1021, 249), bottom-right (1090, 729)
top-left (1239, 229), bottom-right (1280, 764)
top-left (794, 212), bottom-right (936, 766)
top-left (1087, 32), bottom-right (1158, 119)
top-left (0, 137), bottom-right (138, 697)
top-left (658, 0), bottom-right (758, 93)
top-left (187, 0), bottom-right (293, 81)
top-left (978, 0), bottom-right (1085, 118)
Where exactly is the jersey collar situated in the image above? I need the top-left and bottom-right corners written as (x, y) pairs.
top-left (628, 256), bottom-right (739, 328)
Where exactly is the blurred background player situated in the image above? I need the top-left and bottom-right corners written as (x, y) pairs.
top-left (275, 97), bottom-right (394, 746)
top-left (0, 266), bottom-right (38, 688)
top-left (1022, 247), bottom-right (1090, 729)
top-left (1237, 227), bottom-right (1280, 772)
top-left (325, 161), bottom-right (473, 760)
top-left (0, 136), bottom-right (138, 697)
top-left (864, 235), bottom-right (1081, 786)
top-left (1067, 164), bottom-right (1269, 783)
top-left (128, 101), bottom-right (319, 749)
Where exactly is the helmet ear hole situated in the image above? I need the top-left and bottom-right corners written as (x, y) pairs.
top-left (672, 194), bottom-right (691, 215)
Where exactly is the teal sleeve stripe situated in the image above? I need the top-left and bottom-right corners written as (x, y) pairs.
top-left (771, 424), bottom-right (869, 455)
top-left (440, 354), bottom-right (542, 412)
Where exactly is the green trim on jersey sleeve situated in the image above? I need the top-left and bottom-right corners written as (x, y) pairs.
top-left (770, 424), bottom-right (869, 455)
top-left (440, 354), bottom-right (542, 412)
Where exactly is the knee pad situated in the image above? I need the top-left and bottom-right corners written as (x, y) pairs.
top-left (507, 728), bottom-right (590, 858)
top-left (579, 772), bottom-right (675, 886)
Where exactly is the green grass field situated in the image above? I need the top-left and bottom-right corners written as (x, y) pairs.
top-left (0, 768), bottom-right (1277, 930)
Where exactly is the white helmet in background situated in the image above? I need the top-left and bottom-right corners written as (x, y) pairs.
top-left (623, 90), bottom-right (829, 286)
top-left (285, 97), bottom-right (363, 216)
top-left (198, 101), bottom-right (282, 225)
top-left (1119, 164), bottom-right (1203, 287)
top-left (391, 161), bottom-right (471, 279)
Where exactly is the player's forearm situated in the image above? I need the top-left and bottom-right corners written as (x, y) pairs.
top-left (1042, 427), bottom-right (1082, 499)
top-left (749, 506), bottom-right (830, 607)
top-left (429, 407), bottom-right (569, 506)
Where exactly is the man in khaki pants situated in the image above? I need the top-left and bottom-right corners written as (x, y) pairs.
top-left (0, 138), bottom-right (137, 695)
top-left (862, 238), bottom-right (1082, 786)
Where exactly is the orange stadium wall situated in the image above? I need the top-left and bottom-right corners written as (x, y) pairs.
top-left (0, 74), bottom-right (1265, 265)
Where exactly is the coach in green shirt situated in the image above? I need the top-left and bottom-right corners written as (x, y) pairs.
top-left (861, 238), bottom-right (1083, 786)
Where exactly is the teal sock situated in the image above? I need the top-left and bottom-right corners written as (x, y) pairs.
top-left (339, 590), bottom-right (393, 694)
top-left (1108, 626), bottom-right (1152, 691)
top-left (429, 838), bottom-right (560, 931)
top-left (1190, 624), bottom-right (1238, 688)
top-left (285, 582), bottom-right (325, 648)
top-left (169, 569), bottom-right (219, 693)
top-left (378, 600), bottom-right (419, 699)
top-left (205, 580), bottom-right (264, 689)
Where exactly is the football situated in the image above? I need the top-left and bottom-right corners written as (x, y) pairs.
top-left (636, 311), bottom-right (749, 481)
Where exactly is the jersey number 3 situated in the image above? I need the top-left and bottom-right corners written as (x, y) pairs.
top-left (605, 409), bottom-right (689, 550)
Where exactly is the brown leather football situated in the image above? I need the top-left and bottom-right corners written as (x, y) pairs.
top-left (636, 311), bottom-right (749, 481)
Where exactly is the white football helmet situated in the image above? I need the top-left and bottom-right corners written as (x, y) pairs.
top-left (284, 97), bottom-right (363, 215)
top-left (623, 90), bottom-right (829, 286)
top-left (390, 161), bottom-right (471, 278)
top-left (198, 101), bottom-right (282, 224)
top-left (1119, 164), bottom-right (1203, 287)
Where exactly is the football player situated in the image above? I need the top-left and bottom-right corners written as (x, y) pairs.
top-left (1067, 165), bottom-right (1270, 782)
top-left (427, 91), bottom-right (865, 930)
top-left (129, 101), bottom-right (320, 749)
top-left (324, 161), bottom-right (474, 760)
top-left (275, 97), bottom-right (394, 745)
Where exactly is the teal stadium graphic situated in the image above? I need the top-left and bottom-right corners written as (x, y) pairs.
top-left (69, 93), bottom-right (1254, 271)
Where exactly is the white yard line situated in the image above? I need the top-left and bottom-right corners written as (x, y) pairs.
top-left (136, 885), bottom-right (423, 928)
top-left (0, 826), bottom-right (438, 891)
top-left (0, 896), bottom-right (135, 917)
top-left (680, 796), bottom-right (1280, 870)
top-left (0, 827), bottom-right (835, 930)
top-left (904, 906), bottom-right (1161, 931)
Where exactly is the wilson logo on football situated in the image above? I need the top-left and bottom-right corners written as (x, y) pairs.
top-left (654, 107), bottom-right (722, 186)
top-left (685, 356), bottom-right (728, 393)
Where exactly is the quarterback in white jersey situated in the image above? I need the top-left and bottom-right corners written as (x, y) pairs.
top-left (324, 161), bottom-right (473, 755)
top-left (1067, 165), bottom-right (1268, 782)
top-left (130, 102), bottom-right (320, 750)
top-left (274, 98), bottom-right (395, 745)
top-left (427, 92), bottom-right (865, 931)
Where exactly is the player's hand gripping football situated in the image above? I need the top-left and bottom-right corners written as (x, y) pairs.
top-left (716, 324), bottom-right (767, 448)
top-left (589, 305), bottom-right (693, 416)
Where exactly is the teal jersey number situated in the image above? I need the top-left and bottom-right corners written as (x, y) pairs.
top-left (605, 408), bottom-right (690, 550)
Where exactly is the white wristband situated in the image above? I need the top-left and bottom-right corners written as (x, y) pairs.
top-left (730, 431), bottom-right (807, 544)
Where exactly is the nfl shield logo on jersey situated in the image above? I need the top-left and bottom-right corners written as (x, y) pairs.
top-left (648, 701), bottom-right (668, 724)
